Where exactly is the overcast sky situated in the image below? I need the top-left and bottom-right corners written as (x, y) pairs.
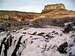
top-left (0, 0), bottom-right (75, 12)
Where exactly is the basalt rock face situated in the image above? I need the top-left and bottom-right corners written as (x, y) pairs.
top-left (31, 3), bottom-right (75, 27)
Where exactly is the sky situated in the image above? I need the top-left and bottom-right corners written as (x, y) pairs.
top-left (0, 0), bottom-right (75, 12)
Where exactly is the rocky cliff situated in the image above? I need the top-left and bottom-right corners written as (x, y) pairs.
top-left (0, 3), bottom-right (75, 30)
top-left (42, 3), bottom-right (65, 14)
top-left (31, 3), bottom-right (75, 27)
top-left (0, 10), bottom-right (40, 21)
top-left (0, 10), bottom-right (40, 31)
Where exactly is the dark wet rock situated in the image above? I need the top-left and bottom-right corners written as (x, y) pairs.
top-left (31, 41), bottom-right (33, 44)
top-left (12, 30), bottom-right (17, 32)
top-left (51, 33), bottom-right (54, 35)
top-left (63, 23), bottom-right (72, 33)
top-left (44, 36), bottom-right (49, 40)
top-left (0, 37), bottom-right (7, 55)
top-left (11, 36), bottom-right (23, 56)
top-left (49, 35), bottom-right (54, 39)
top-left (43, 34), bottom-right (54, 42)
top-left (23, 41), bottom-right (25, 44)
top-left (23, 32), bottom-right (26, 34)
top-left (46, 34), bottom-right (54, 38)
top-left (51, 45), bottom-right (56, 49)
top-left (0, 32), bottom-right (14, 56)
top-left (69, 44), bottom-right (73, 47)
top-left (0, 28), bottom-right (6, 32)
top-left (70, 35), bottom-right (75, 38)
top-left (37, 32), bottom-right (45, 36)
top-left (46, 34), bottom-right (50, 38)
top-left (73, 39), bottom-right (75, 42)
top-left (55, 32), bottom-right (59, 35)
top-left (30, 32), bottom-right (37, 35)
top-left (69, 52), bottom-right (72, 56)
top-left (32, 38), bottom-right (38, 40)
top-left (4, 38), bottom-right (10, 56)
top-left (52, 31), bottom-right (55, 33)
top-left (60, 34), bottom-right (63, 36)
top-left (0, 32), bottom-right (26, 56)
top-left (41, 44), bottom-right (47, 53)
top-left (57, 42), bottom-right (68, 53)
top-left (30, 36), bottom-right (33, 38)
top-left (14, 40), bottom-right (17, 45)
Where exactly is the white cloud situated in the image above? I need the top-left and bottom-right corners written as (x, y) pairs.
top-left (0, 5), bottom-right (43, 12)
top-left (0, 0), bottom-right (75, 12)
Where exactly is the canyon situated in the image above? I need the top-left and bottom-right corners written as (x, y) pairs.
top-left (0, 3), bottom-right (75, 29)
top-left (0, 3), bottom-right (75, 56)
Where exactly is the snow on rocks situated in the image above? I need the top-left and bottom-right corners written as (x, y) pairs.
top-left (0, 27), bottom-right (75, 56)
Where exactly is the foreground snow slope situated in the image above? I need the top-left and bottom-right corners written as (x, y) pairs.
top-left (0, 26), bottom-right (75, 56)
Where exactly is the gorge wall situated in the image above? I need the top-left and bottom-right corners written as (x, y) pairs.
top-left (31, 3), bottom-right (75, 27)
top-left (42, 3), bottom-right (65, 14)
top-left (0, 3), bottom-right (75, 30)
top-left (0, 11), bottom-right (40, 21)
top-left (0, 11), bottom-right (40, 31)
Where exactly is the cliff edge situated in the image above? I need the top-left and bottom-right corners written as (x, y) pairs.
top-left (31, 3), bottom-right (75, 27)
top-left (42, 3), bottom-right (65, 14)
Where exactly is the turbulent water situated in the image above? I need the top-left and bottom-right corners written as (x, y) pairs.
top-left (0, 26), bottom-right (75, 56)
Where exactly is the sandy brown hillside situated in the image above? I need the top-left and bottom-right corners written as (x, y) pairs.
top-left (0, 3), bottom-right (75, 30)
top-left (0, 10), bottom-right (40, 21)
top-left (31, 3), bottom-right (75, 27)
top-left (0, 10), bottom-right (40, 31)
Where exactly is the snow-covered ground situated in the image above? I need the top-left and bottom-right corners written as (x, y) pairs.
top-left (0, 26), bottom-right (75, 56)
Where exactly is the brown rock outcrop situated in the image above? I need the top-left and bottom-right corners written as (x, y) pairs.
top-left (42, 3), bottom-right (65, 14)
top-left (0, 3), bottom-right (75, 27)
top-left (31, 3), bottom-right (75, 27)
top-left (0, 10), bottom-right (40, 30)
top-left (0, 10), bottom-right (40, 22)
